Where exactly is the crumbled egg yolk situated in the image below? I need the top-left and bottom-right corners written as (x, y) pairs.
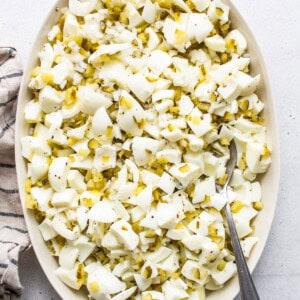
top-left (22, 0), bottom-right (271, 298)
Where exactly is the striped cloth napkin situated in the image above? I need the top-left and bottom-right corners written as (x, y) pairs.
top-left (0, 46), bottom-right (30, 298)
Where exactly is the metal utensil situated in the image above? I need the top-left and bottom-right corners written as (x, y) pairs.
top-left (216, 141), bottom-right (260, 300)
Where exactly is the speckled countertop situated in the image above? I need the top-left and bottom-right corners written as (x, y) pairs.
top-left (1, 0), bottom-right (300, 299)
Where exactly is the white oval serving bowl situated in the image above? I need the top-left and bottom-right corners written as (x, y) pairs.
top-left (15, 1), bottom-right (280, 299)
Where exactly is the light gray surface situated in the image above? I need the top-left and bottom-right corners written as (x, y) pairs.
top-left (1, 0), bottom-right (299, 299)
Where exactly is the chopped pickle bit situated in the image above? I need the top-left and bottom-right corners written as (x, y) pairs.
top-left (25, 195), bottom-right (38, 210)
top-left (217, 260), bottom-right (227, 271)
top-left (208, 224), bottom-right (218, 236)
top-left (132, 222), bottom-right (142, 234)
top-left (46, 240), bottom-right (56, 254)
top-left (131, 39), bottom-right (138, 47)
top-left (210, 92), bottom-right (217, 102)
top-left (203, 195), bottom-right (211, 203)
top-left (230, 200), bottom-right (245, 213)
top-left (193, 268), bottom-right (201, 279)
top-left (238, 152), bottom-right (247, 170)
top-left (158, 268), bottom-right (168, 281)
top-left (217, 173), bottom-right (228, 186)
top-left (79, 47), bottom-right (88, 57)
top-left (157, 156), bottom-right (168, 165)
top-left (220, 23), bottom-right (230, 36)
top-left (244, 109), bottom-right (258, 122)
top-left (174, 88), bottom-right (182, 101)
top-left (197, 102), bottom-right (211, 113)
top-left (169, 106), bottom-right (180, 113)
top-left (88, 138), bottom-right (100, 150)
top-left (55, 32), bottom-right (63, 42)
top-left (63, 36), bottom-right (83, 47)
top-left (136, 118), bottom-right (146, 129)
top-left (102, 86), bottom-right (115, 93)
top-left (87, 174), bottom-right (107, 190)
top-left (58, 14), bottom-right (66, 31)
top-left (145, 230), bottom-right (156, 238)
top-left (253, 201), bottom-right (263, 211)
top-left (153, 190), bottom-right (162, 202)
top-left (55, 235), bottom-right (66, 247)
top-left (223, 111), bottom-right (233, 121)
top-left (105, 126), bottom-right (114, 138)
top-left (83, 65), bottom-right (95, 78)
top-left (170, 272), bottom-right (180, 279)
top-left (143, 266), bottom-right (153, 279)
top-left (226, 38), bottom-right (238, 53)
top-left (25, 178), bottom-right (32, 194)
top-left (186, 280), bottom-right (193, 288)
top-left (220, 52), bottom-right (229, 63)
top-left (261, 144), bottom-right (271, 159)
top-left (138, 32), bottom-right (149, 45)
top-left (157, 0), bottom-right (172, 9)
top-left (77, 264), bottom-right (87, 287)
top-left (186, 183), bottom-right (195, 198)
top-left (173, 12), bottom-right (181, 22)
top-left (238, 99), bottom-right (249, 111)
top-left (68, 137), bottom-right (79, 146)
top-left (242, 65), bottom-right (250, 73)
top-left (100, 54), bottom-right (112, 62)
top-left (34, 210), bottom-right (46, 223)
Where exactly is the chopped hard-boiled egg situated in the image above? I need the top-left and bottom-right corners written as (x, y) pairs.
top-left (22, 0), bottom-right (271, 299)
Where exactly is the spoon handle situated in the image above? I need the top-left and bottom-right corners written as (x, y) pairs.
top-left (224, 201), bottom-right (260, 300)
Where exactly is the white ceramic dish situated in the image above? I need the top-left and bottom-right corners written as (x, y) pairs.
top-left (15, 1), bottom-right (280, 299)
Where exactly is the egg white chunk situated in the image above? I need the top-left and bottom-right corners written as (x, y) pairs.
top-left (77, 85), bottom-right (112, 115)
top-left (86, 263), bottom-right (126, 297)
top-left (169, 163), bottom-right (201, 188)
top-left (39, 218), bottom-right (57, 241)
top-left (48, 157), bottom-right (70, 192)
top-left (39, 86), bottom-right (62, 113)
top-left (88, 201), bottom-right (118, 223)
top-left (110, 220), bottom-right (139, 251)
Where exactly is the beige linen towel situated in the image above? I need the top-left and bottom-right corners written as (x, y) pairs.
top-left (0, 46), bottom-right (30, 298)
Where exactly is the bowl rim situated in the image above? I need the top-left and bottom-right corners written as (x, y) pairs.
top-left (15, 1), bottom-right (280, 299)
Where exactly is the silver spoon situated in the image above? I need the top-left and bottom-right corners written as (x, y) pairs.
top-left (216, 141), bottom-right (260, 300)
